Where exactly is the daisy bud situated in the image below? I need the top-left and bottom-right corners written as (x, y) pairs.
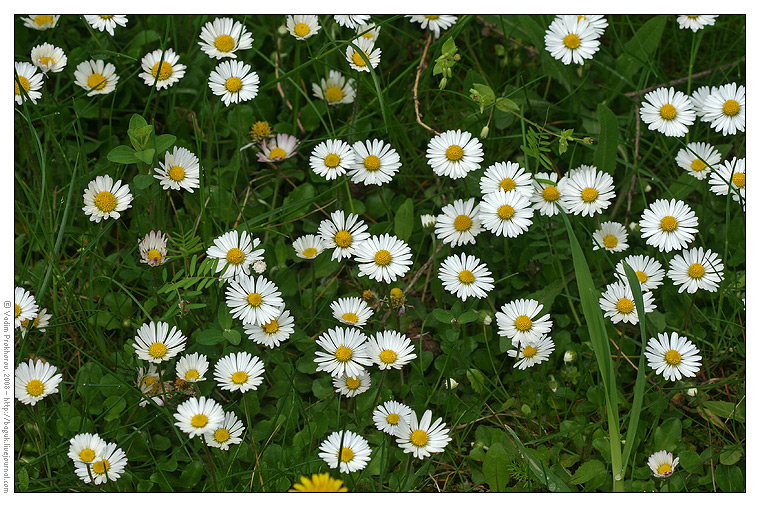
top-left (420, 214), bottom-right (437, 233)
top-left (479, 311), bottom-right (493, 325)
top-left (446, 378), bottom-right (458, 389)
top-left (686, 387), bottom-right (698, 397)
top-left (480, 125), bottom-right (489, 139)
top-left (253, 260), bottom-right (267, 274)
top-left (628, 221), bottom-right (639, 233)
top-left (563, 350), bottom-right (577, 363)
top-left (277, 24), bottom-right (288, 35)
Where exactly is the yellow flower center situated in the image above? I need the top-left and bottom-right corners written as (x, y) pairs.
top-left (458, 270), bottom-right (475, 284)
top-left (147, 249), bottom-right (162, 264)
top-left (659, 104), bottom-right (677, 121)
top-left (269, 147), bottom-right (287, 160)
top-left (214, 428), bottom-right (231, 443)
top-left (185, 369), bottom-right (199, 380)
top-left (660, 216), bottom-right (678, 232)
top-left (352, 50), bottom-right (368, 67)
top-left (410, 429), bottom-right (429, 447)
top-left (425, 15), bottom-right (440, 20)
top-left (262, 320), bottom-right (279, 334)
top-left (390, 288), bottom-right (403, 299)
top-left (542, 186), bottom-right (560, 202)
top-left (151, 61), bottom-right (173, 80)
top-left (687, 15), bottom-right (699, 18)
top-left (14, 76), bottom-right (30, 95)
top-left (616, 297), bottom-right (634, 314)
top-left (79, 448), bottom-right (96, 463)
top-left (445, 145), bottom-right (464, 162)
top-left (688, 263), bottom-right (705, 279)
top-left (379, 349), bottom-right (398, 364)
top-left (226, 247), bottom-right (245, 265)
top-left (664, 349), bottom-right (682, 366)
top-left (14, 304), bottom-right (21, 318)
top-left (168, 165), bottom-right (185, 182)
top-left (374, 249), bottom-right (392, 266)
top-left (345, 376), bottom-right (361, 389)
top-left (636, 270), bottom-right (648, 282)
top-left (722, 99), bottom-right (740, 117)
top-left (581, 187), bottom-right (598, 203)
top-left (100, 15), bottom-right (115, 19)
top-left (34, 15), bottom-right (54, 26)
top-left (497, 204), bottom-right (515, 220)
top-left (87, 73), bottom-right (107, 90)
top-left (191, 414), bottom-right (208, 428)
top-left (94, 191), bottom-right (117, 212)
top-left (250, 121), bottom-right (272, 141)
top-left (657, 463), bottom-right (673, 475)
top-left (341, 312), bottom-right (359, 323)
top-left (603, 234), bottom-right (618, 248)
top-left (386, 413), bottom-right (400, 425)
top-left (149, 342), bottom-right (168, 358)
top-left (563, 33), bottom-right (581, 49)
top-left (453, 214), bottom-right (472, 231)
top-left (141, 376), bottom-right (159, 395)
top-left (247, 293), bottom-right (263, 307)
top-left (523, 345), bottom-right (537, 358)
top-left (92, 459), bottom-right (110, 475)
top-left (26, 379), bottom-right (44, 396)
top-left (232, 371), bottom-right (248, 384)
top-left (294, 23), bottom-right (310, 37)
top-left (324, 154), bottom-right (341, 168)
top-left (732, 172), bottom-right (745, 188)
top-left (363, 155), bottom-right (381, 171)
top-left (691, 159), bottom-right (707, 172)
top-left (324, 86), bottom-right (344, 103)
top-left (500, 178), bottom-right (516, 191)
top-left (514, 315), bottom-right (532, 331)
top-left (339, 447), bottom-right (354, 462)
top-left (334, 230), bottom-right (352, 248)
top-left (39, 56), bottom-right (55, 67)
top-left (214, 34), bottom-right (235, 52)
top-left (225, 77), bottom-right (243, 93)
top-left (335, 346), bottom-right (353, 362)
top-left (302, 246), bottom-right (318, 258)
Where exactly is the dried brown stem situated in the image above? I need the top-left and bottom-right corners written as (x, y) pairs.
top-left (623, 57), bottom-right (746, 99)
top-left (413, 32), bottom-right (440, 136)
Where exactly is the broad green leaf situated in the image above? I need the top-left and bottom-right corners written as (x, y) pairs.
top-left (482, 442), bottom-right (511, 492)
top-left (703, 399), bottom-right (746, 423)
top-left (217, 303), bottom-right (233, 330)
top-left (394, 197), bottom-right (414, 241)
top-left (432, 308), bottom-right (455, 324)
top-left (107, 145), bottom-right (139, 165)
top-left (654, 418), bottom-right (682, 451)
top-left (17, 468), bottom-right (29, 492)
top-left (223, 329), bottom-right (241, 345)
top-left (129, 113), bottom-right (148, 130)
top-left (494, 97), bottom-right (519, 113)
top-left (594, 104), bottom-right (618, 175)
top-left (569, 459), bottom-right (606, 485)
top-left (180, 461), bottom-right (205, 488)
top-left (615, 15), bottom-right (667, 81)
top-left (719, 447), bottom-right (743, 466)
top-left (196, 328), bottom-right (225, 345)
top-left (715, 464), bottom-right (744, 492)
top-left (466, 368), bottom-right (486, 394)
top-left (134, 148), bottom-right (155, 165)
top-left (133, 174), bottom-right (155, 190)
top-left (154, 134), bottom-right (176, 154)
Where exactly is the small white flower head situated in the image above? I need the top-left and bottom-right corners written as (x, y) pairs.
top-left (174, 396), bottom-right (225, 439)
top-left (206, 230), bottom-right (265, 280)
top-left (349, 139), bottom-right (402, 186)
top-left (225, 274), bottom-right (284, 326)
top-left (19, 307), bottom-right (51, 337)
top-left (293, 234), bottom-right (326, 260)
top-left (421, 214), bottom-right (437, 232)
top-left (558, 165), bottom-right (615, 217)
top-left (208, 60), bottom-right (259, 106)
top-left (374, 400), bottom-right (413, 436)
top-left (426, 129), bottom-right (484, 179)
top-left (139, 48), bottom-right (186, 89)
top-left (708, 157), bottom-right (745, 209)
top-left (84, 15), bottom-right (128, 36)
top-left (318, 210), bottom-right (370, 261)
top-left (435, 198), bottom-right (483, 247)
top-left (331, 297), bottom-right (374, 328)
top-left (438, 253), bottom-right (495, 301)
top-left (686, 387), bottom-right (698, 397)
top-left (14, 287), bottom-right (38, 329)
top-left (667, 247), bottom-right (724, 294)
top-left (14, 358), bottom-right (62, 406)
top-left (138, 230), bottom-right (169, 267)
top-left (175, 352), bottom-right (210, 383)
top-left (214, 351), bottom-right (265, 393)
top-left (244, 308), bottom-right (295, 348)
top-left (310, 139), bottom-right (355, 180)
top-left (700, 82), bottom-right (745, 136)
top-left (563, 350), bottom-right (577, 363)
top-left (133, 321), bottom-right (187, 364)
top-left (507, 334), bottom-right (555, 370)
top-left (68, 433), bottom-right (107, 465)
top-left (333, 371), bottom-right (372, 397)
top-left (73, 59), bottom-right (119, 96)
top-left (639, 198), bottom-right (699, 252)
top-left (531, 172), bottom-right (564, 216)
top-left (446, 378), bottom-right (459, 389)
top-left (14, 62), bottom-right (43, 104)
top-left (75, 442), bottom-right (128, 485)
top-left (575, 15), bottom-right (608, 36)
top-left (287, 15), bottom-right (321, 40)
top-left (599, 281), bottom-right (656, 325)
top-left (82, 175), bottom-right (133, 223)
top-left (479, 189), bottom-right (534, 238)
top-left (690, 85), bottom-right (716, 116)
top-left (354, 234), bottom-right (414, 283)
top-left (252, 260), bottom-right (267, 274)
top-left (396, 409), bottom-right (452, 460)
top-left (592, 221), bottom-right (629, 253)
top-left (648, 450), bottom-right (680, 478)
top-left (346, 37), bottom-right (381, 72)
top-left (257, 133), bottom-right (299, 162)
top-left (496, 299), bottom-right (553, 347)
top-left (407, 15), bottom-right (457, 38)
top-left (136, 363), bottom-right (164, 407)
top-left (675, 142), bottom-right (721, 180)
top-left (198, 17), bottom-right (253, 59)
top-left (677, 15), bottom-right (718, 32)
top-left (154, 146), bottom-right (201, 192)
top-left (614, 254), bottom-right (665, 292)
top-left (356, 22), bottom-right (381, 41)
top-left (314, 326), bottom-right (372, 378)
top-left (544, 15), bottom-right (601, 65)
top-left (334, 15), bottom-right (371, 29)
top-left (366, 330), bottom-right (418, 370)
top-left (640, 87), bottom-right (696, 137)
top-left (480, 161), bottom-right (534, 198)
top-left (30, 43), bottom-right (67, 74)
top-left (319, 430), bottom-right (372, 473)
top-left (205, 411), bottom-right (245, 450)
top-left (23, 15), bottom-right (59, 30)
top-left (312, 70), bottom-right (355, 106)
top-left (645, 332), bottom-right (702, 382)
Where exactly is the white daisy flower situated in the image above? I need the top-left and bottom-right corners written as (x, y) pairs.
top-left (507, 334), bottom-right (555, 370)
top-left (133, 321), bottom-right (187, 364)
top-left (373, 400), bottom-right (413, 436)
top-left (700, 82), bottom-right (745, 136)
top-left (319, 430), bottom-right (372, 473)
top-left (366, 330), bottom-right (418, 370)
top-left (639, 198), bottom-right (699, 252)
top-left (214, 351), bottom-right (265, 393)
top-left (314, 326), bottom-right (371, 378)
top-left (645, 332), bottom-right (702, 382)
top-left (575, 15), bottom-right (608, 36)
top-left (225, 274), bottom-right (284, 326)
top-left (346, 37), bottom-right (381, 72)
top-left (68, 433), bottom-right (107, 465)
top-left (19, 307), bottom-right (51, 337)
top-left (426, 129), bottom-right (484, 179)
top-left (348, 139), bottom-right (401, 186)
top-left (208, 60), bottom-right (259, 106)
top-left (84, 15), bottom-right (128, 36)
top-left (691, 85), bottom-right (716, 116)
top-left (14, 62), bottom-right (43, 105)
top-left (256, 133), bottom-right (299, 162)
top-left (648, 450), bottom-right (680, 478)
top-left (592, 221), bottom-right (629, 252)
top-left (479, 189), bottom-right (534, 238)
top-left (30, 43), bottom-right (67, 74)
top-left (14, 286), bottom-right (38, 330)
top-left (138, 230), bottom-right (169, 267)
top-left (73, 59), bottom-right (119, 96)
top-left (396, 409), bottom-right (452, 460)
top-left (174, 396), bottom-right (225, 439)
top-left (318, 210), bottom-right (370, 261)
top-left (708, 157), bottom-right (745, 209)
top-left (420, 214), bottom-right (437, 232)
top-left (136, 363), bottom-right (164, 407)
top-left (287, 15), bottom-right (321, 40)
top-left (640, 87), bottom-right (696, 137)
top-left (434, 198), bottom-right (483, 247)
top-left (205, 411), bottom-right (245, 450)
top-left (438, 253), bottom-right (495, 301)
top-left (668, 247), bottom-right (724, 294)
top-left (331, 297), bottom-right (374, 328)
top-left (82, 175), bottom-right (133, 223)
top-left (75, 442), bottom-right (127, 485)
top-left (599, 281), bottom-right (656, 325)
top-left (356, 22), bottom-right (381, 41)
top-left (293, 234), bottom-right (326, 260)
top-left (334, 15), bottom-right (371, 29)
top-left (480, 161), bottom-right (534, 198)
top-left (354, 234), bottom-right (413, 283)
top-left (312, 70), bottom-right (355, 106)
top-left (23, 15), bottom-right (59, 30)
top-left (558, 165), bottom-right (615, 217)
top-left (544, 15), bottom-right (601, 65)
top-left (614, 254), bottom-right (665, 292)
top-left (243, 308), bottom-right (295, 348)
top-left (310, 139), bottom-right (355, 180)
top-left (14, 358), bottom-right (62, 406)
top-left (206, 230), bottom-right (265, 280)
top-left (176, 352), bottom-right (209, 383)
top-left (675, 142), bottom-right (721, 180)
top-left (676, 15), bottom-right (718, 32)
top-left (496, 299), bottom-right (553, 347)
top-left (153, 146), bottom-right (201, 192)
top-left (333, 371), bottom-right (371, 397)
top-left (198, 17), bottom-right (253, 59)
top-left (530, 171), bottom-right (564, 216)
top-left (139, 48), bottom-right (186, 89)
top-left (407, 15), bottom-right (458, 38)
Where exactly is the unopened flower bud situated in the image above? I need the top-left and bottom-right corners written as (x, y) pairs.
top-left (253, 260), bottom-right (267, 274)
top-left (563, 350), bottom-right (577, 363)
top-left (480, 125), bottom-right (489, 139)
top-left (421, 214), bottom-right (437, 233)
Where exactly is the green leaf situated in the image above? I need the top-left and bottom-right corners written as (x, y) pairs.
top-left (107, 145), bottom-right (139, 165)
top-left (715, 464), bottom-right (744, 492)
top-left (615, 15), bottom-right (667, 82)
top-left (134, 148), bottom-right (156, 165)
top-left (129, 124), bottom-right (154, 151)
top-left (180, 461), bottom-right (205, 488)
top-left (17, 467), bottom-right (29, 492)
top-left (457, 310), bottom-right (478, 324)
top-left (103, 396), bottom-right (127, 421)
top-left (569, 459), bottom-right (606, 485)
top-left (466, 368), bottom-right (486, 394)
top-left (196, 328), bottom-right (225, 346)
top-left (654, 418), bottom-right (682, 451)
top-left (494, 97), bottom-right (519, 113)
top-left (703, 399), bottom-right (746, 423)
top-left (432, 308), bottom-right (455, 324)
top-left (133, 174), bottom-right (155, 190)
top-left (482, 442), bottom-right (511, 492)
top-left (594, 104), bottom-right (618, 175)
top-left (501, 424), bottom-right (572, 492)
top-left (129, 114), bottom-right (148, 131)
top-left (154, 134), bottom-right (176, 154)
top-left (217, 303), bottom-right (233, 330)
top-left (719, 447), bottom-right (743, 466)
top-left (394, 197), bottom-right (414, 241)
top-left (223, 329), bottom-right (241, 345)
top-left (469, 83), bottom-right (496, 113)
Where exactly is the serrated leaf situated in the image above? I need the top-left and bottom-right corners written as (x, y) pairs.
top-left (569, 459), bottom-right (605, 485)
top-left (107, 145), bottom-right (139, 165)
top-left (466, 368), bottom-right (486, 394)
